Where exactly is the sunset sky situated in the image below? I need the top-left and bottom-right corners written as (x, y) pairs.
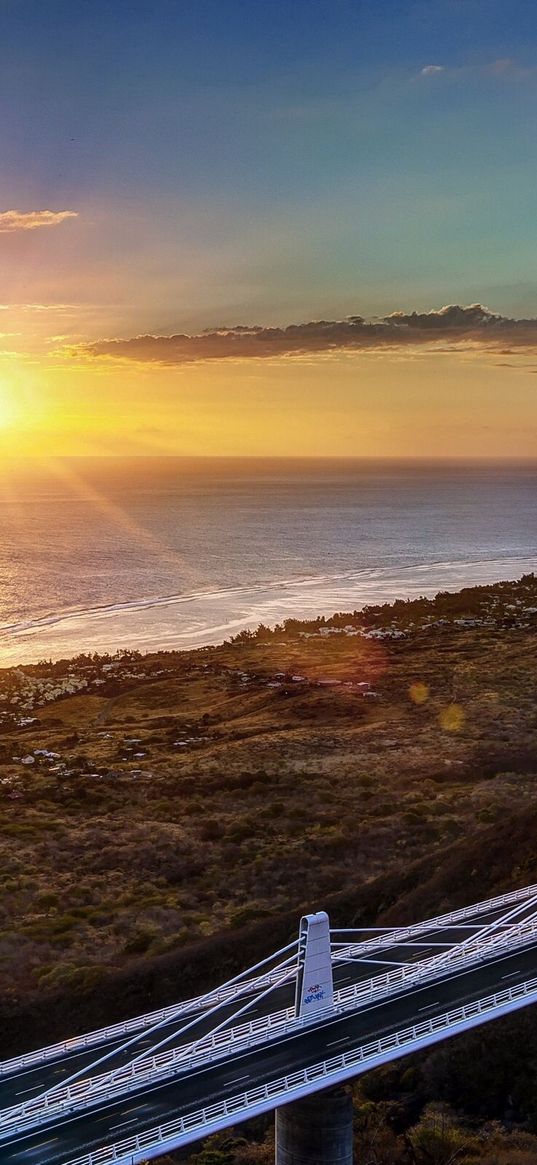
top-left (3, 0), bottom-right (537, 457)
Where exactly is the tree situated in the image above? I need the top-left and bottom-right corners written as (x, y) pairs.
top-left (405, 1104), bottom-right (476, 1165)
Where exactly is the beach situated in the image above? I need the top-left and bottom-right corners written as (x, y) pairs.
top-left (1, 457), bottom-right (536, 664)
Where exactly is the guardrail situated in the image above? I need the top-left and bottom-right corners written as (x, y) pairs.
top-left (0, 951), bottom-right (298, 1079)
top-left (4, 906), bottom-right (537, 1138)
top-left (0, 977), bottom-right (264, 1079)
top-left (60, 975), bottom-right (537, 1165)
top-left (2, 881), bottom-right (536, 1079)
top-left (336, 911), bottom-right (537, 1011)
top-left (333, 883), bottom-right (537, 963)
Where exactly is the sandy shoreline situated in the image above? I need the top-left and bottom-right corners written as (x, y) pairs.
top-left (1, 555), bottom-right (536, 667)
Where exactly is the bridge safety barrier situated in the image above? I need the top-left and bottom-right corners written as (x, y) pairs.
top-left (2, 880), bottom-right (536, 1078)
top-left (4, 905), bottom-right (537, 1138)
top-left (58, 974), bottom-right (537, 1165)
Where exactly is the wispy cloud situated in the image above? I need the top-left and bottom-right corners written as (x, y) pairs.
top-left (417, 58), bottom-right (536, 82)
top-left (0, 302), bottom-right (80, 312)
top-left (0, 210), bottom-right (78, 234)
top-left (82, 304), bottom-right (537, 365)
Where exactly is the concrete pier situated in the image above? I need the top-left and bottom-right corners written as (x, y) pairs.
top-left (275, 1086), bottom-right (354, 1165)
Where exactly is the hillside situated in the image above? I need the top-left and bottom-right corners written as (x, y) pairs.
top-left (1, 573), bottom-right (537, 1057)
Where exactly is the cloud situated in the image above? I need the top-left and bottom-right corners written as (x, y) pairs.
top-left (416, 58), bottom-right (537, 83)
top-left (81, 304), bottom-right (537, 366)
top-left (0, 210), bottom-right (78, 234)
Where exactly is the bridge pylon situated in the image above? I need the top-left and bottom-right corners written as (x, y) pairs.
top-left (275, 1085), bottom-right (354, 1165)
top-left (295, 910), bottom-right (334, 1019)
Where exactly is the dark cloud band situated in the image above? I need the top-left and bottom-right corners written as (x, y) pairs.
top-left (84, 304), bottom-right (537, 365)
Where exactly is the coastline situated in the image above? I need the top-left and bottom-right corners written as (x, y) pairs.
top-left (1, 553), bottom-right (536, 667)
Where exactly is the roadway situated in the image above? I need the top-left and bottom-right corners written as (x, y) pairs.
top-left (2, 937), bottom-right (537, 1165)
top-left (0, 899), bottom-right (520, 1111)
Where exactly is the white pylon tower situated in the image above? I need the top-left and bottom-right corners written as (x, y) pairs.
top-left (295, 911), bottom-right (334, 1018)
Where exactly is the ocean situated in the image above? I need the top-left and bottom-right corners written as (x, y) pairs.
top-left (0, 457), bottom-right (536, 666)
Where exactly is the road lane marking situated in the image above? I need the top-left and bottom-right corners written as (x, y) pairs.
top-left (502, 972), bottom-right (520, 979)
top-left (327, 1036), bottom-right (350, 1047)
top-left (418, 1001), bottom-right (440, 1011)
top-left (3, 946), bottom-right (535, 1154)
top-left (226, 1074), bottom-right (250, 1085)
top-left (110, 1117), bottom-right (139, 1132)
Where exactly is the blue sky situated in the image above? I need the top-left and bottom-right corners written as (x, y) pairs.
top-left (3, 1), bottom-right (537, 457)
top-left (2, 0), bottom-right (537, 330)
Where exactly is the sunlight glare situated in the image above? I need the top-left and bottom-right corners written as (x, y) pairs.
top-left (0, 380), bottom-right (16, 428)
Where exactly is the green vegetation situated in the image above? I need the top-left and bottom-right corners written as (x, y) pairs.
top-left (1, 576), bottom-right (537, 1020)
top-left (3, 576), bottom-right (537, 1154)
top-left (230, 572), bottom-right (537, 640)
top-left (178, 1098), bottom-right (537, 1165)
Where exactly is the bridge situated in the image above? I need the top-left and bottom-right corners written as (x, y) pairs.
top-left (2, 883), bottom-right (537, 1165)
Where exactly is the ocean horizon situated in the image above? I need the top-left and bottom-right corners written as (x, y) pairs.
top-left (1, 456), bottom-right (536, 666)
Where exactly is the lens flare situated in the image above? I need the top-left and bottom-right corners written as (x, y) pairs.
top-left (439, 703), bottom-right (465, 732)
top-left (409, 681), bottom-right (429, 705)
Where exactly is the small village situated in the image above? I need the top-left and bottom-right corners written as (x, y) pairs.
top-left (1, 573), bottom-right (537, 730)
top-left (0, 574), bottom-right (534, 804)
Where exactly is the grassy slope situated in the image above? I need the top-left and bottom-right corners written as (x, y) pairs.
top-left (2, 577), bottom-right (537, 1053)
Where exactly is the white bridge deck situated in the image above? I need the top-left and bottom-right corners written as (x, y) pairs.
top-left (1, 883), bottom-right (537, 1165)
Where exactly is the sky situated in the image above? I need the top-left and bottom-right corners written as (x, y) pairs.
top-left (2, 0), bottom-right (537, 457)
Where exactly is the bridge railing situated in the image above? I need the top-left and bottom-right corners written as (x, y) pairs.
top-left (332, 883), bottom-right (537, 962)
top-left (60, 974), bottom-right (537, 1165)
top-left (2, 881), bottom-right (536, 1081)
top-left (336, 910), bottom-right (537, 1010)
top-left (3, 879), bottom-right (537, 1081)
top-left (0, 944), bottom-right (299, 1080)
top-left (5, 905), bottom-right (537, 1137)
top-left (0, 980), bottom-right (259, 1079)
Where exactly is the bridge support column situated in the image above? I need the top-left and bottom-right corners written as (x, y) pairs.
top-left (275, 1086), bottom-right (354, 1165)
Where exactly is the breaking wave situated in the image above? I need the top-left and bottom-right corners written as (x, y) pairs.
top-left (1, 554), bottom-right (535, 666)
